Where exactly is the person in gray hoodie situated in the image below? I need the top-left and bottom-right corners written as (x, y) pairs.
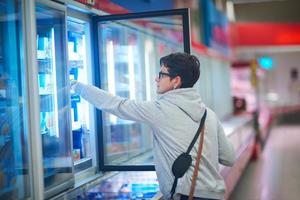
top-left (71, 52), bottom-right (235, 200)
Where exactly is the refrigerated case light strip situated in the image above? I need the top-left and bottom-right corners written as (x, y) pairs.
top-left (107, 40), bottom-right (115, 95)
top-left (144, 40), bottom-right (153, 101)
top-left (82, 34), bottom-right (88, 83)
top-left (107, 40), bottom-right (117, 125)
top-left (128, 45), bottom-right (136, 100)
top-left (51, 28), bottom-right (59, 138)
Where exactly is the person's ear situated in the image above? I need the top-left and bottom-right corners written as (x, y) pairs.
top-left (172, 76), bottom-right (182, 88)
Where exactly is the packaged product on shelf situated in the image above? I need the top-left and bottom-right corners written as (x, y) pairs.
top-left (81, 123), bottom-right (90, 158)
top-left (72, 149), bottom-right (81, 161)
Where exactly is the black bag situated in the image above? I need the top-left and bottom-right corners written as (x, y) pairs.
top-left (172, 153), bottom-right (192, 178)
top-left (170, 110), bottom-right (207, 199)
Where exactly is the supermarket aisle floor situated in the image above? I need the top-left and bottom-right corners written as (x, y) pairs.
top-left (230, 120), bottom-right (300, 200)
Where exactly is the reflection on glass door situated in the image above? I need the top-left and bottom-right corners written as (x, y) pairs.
top-left (0, 0), bottom-right (31, 199)
top-left (94, 9), bottom-right (190, 170)
top-left (36, 2), bottom-right (73, 198)
top-left (99, 26), bottom-right (153, 166)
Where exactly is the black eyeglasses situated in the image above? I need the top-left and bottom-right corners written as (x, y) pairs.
top-left (158, 72), bottom-right (172, 79)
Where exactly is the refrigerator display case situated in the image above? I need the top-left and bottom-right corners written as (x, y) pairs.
top-left (0, 0), bottom-right (31, 199)
top-left (36, 2), bottom-right (73, 198)
top-left (1, 3), bottom-right (192, 198)
top-left (93, 9), bottom-right (191, 170)
top-left (67, 16), bottom-right (95, 173)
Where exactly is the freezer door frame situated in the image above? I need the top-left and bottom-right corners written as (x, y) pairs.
top-left (92, 8), bottom-right (191, 171)
top-left (67, 8), bottom-right (99, 175)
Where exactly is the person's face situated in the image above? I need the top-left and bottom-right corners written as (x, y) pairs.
top-left (155, 65), bottom-right (180, 94)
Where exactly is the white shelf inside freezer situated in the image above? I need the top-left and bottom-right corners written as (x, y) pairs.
top-left (43, 157), bottom-right (73, 168)
top-left (68, 60), bottom-right (84, 68)
top-left (37, 59), bottom-right (52, 73)
top-left (39, 87), bottom-right (53, 95)
top-left (43, 157), bottom-right (73, 178)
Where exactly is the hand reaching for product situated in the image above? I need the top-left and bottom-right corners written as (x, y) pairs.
top-left (70, 80), bottom-right (78, 91)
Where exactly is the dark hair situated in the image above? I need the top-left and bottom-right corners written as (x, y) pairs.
top-left (159, 52), bottom-right (200, 88)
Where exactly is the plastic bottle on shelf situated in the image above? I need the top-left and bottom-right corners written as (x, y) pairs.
top-left (81, 123), bottom-right (90, 159)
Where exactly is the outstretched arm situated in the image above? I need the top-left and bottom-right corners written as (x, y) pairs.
top-left (72, 81), bottom-right (161, 126)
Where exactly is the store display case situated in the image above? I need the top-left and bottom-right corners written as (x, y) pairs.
top-left (1, 0), bottom-right (201, 199)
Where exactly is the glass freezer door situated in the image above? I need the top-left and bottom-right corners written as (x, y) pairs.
top-left (36, 2), bottom-right (73, 198)
top-left (67, 18), bottom-right (95, 173)
top-left (93, 9), bottom-right (191, 171)
top-left (0, 0), bottom-right (31, 199)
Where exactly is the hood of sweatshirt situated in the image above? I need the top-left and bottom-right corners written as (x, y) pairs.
top-left (157, 88), bottom-right (206, 122)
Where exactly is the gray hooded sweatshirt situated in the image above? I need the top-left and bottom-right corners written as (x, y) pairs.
top-left (73, 82), bottom-right (235, 200)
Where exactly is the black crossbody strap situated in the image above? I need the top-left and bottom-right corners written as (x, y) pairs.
top-left (186, 109), bottom-right (207, 154)
top-left (170, 177), bottom-right (178, 199)
top-left (170, 109), bottom-right (207, 199)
